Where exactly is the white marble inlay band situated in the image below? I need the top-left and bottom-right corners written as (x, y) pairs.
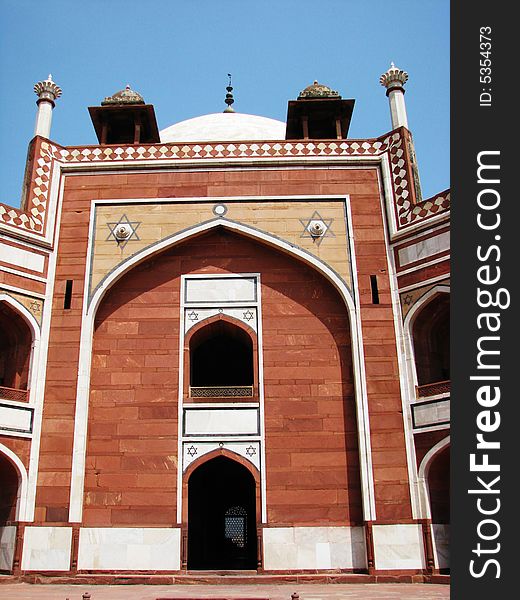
top-left (412, 399), bottom-right (450, 429)
top-left (184, 407), bottom-right (259, 436)
top-left (0, 404), bottom-right (33, 434)
top-left (0, 242), bottom-right (45, 272)
top-left (398, 231), bottom-right (450, 266)
top-left (185, 276), bottom-right (256, 303)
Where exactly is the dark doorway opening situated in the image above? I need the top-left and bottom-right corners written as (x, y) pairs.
top-left (188, 456), bottom-right (257, 570)
top-left (428, 446), bottom-right (450, 525)
top-left (0, 302), bottom-right (32, 392)
top-left (0, 453), bottom-right (19, 526)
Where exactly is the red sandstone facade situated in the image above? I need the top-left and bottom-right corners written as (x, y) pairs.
top-left (0, 73), bottom-right (449, 580)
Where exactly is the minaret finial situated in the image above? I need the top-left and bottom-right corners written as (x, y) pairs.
top-left (33, 74), bottom-right (62, 138)
top-left (224, 73), bottom-right (235, 113)
top-left (379, 62), bottom-right (409, 129)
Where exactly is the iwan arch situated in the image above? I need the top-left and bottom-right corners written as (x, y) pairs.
top-left (0, 68), bottom-right (449, 581)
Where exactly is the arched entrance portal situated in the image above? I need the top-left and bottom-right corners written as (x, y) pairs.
top-left (188, 456), bottom-right (257, 570)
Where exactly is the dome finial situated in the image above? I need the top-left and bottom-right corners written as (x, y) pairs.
top-left (224, 73), bottom-right (235, 113)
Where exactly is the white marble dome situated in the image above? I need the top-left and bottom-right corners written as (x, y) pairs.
top-left (160, 112), bottom-right (286, 143)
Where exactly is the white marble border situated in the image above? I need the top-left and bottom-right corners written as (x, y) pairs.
top-left (178, 272), bottom-right (266, 523)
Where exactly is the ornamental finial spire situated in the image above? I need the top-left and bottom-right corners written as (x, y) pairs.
top-left (379, 62), bottom-right (409, 94)
top-left (33, 74), bottom-right (62, 138)
top-left (379, 62), bottom-right (409, 129)
top-left (224, 73), bottom-right (235, 113)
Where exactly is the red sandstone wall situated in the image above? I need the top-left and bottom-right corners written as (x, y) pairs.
top-left (85, 254), bottom-right (181, 527)
top-left (36, 166), bottom-right (412, 524)
top-left (85, 230), bottom-right (361, 527)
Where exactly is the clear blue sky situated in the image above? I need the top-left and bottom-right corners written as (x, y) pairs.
top-left (0, 0), bottom-right (449, 207)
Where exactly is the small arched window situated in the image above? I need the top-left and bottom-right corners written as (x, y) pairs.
top-left (188, 319), bottom-right (255, 399)
top-left (0, 302), bottom-right (33, 400)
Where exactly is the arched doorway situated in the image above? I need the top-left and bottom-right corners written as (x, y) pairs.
top-left (428, 444), bottom-right (450, 524)
top-left (0, 301), bottom-right (33, 399)
top-left (0, 451), bottom-right (20, 573)
top-left (412, 293), bottom-right (450, 388)
top-left (187, 455), bottom-right (257, 570)
top-left (422, 441), bottom-right (450, 572)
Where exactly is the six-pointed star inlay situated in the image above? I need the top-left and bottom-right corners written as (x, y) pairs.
top-left (106, 214), bottom-right (141, 248)
top-left (299, 211), bottom-right (335, 246)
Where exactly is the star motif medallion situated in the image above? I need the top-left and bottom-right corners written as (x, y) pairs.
top-left (29, 300), bottom-right (41, 315)
top-left (403, 293), bottom-right (413, 306)
top-left (245, 445), bottom-right (257, 457)
top-left (243, 310), bottom-right (254, 322)
top-left (106, 214), bottom-right (141, 248)
top-left (299, 211), bottom-right (334, 246)
top-left (186, 445), bottom-right (198, 457)
top-left (188, 310), bottom-right (199, 321)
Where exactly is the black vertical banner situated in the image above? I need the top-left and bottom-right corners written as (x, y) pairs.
top-left (452, 2), bottom-right (515, 598)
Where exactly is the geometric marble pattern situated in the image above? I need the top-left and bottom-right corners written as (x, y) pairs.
top-left (0, 133), bottom-right (450, 239)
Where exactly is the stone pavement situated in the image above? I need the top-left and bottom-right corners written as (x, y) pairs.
top-left (0, 583), bottom-right (449, 600)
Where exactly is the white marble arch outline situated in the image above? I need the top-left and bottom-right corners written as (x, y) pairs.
top-left (417, 435), bottom-right (450, 520)
top-left (0, 442), bottom-right (29, 521)
top-left (0, 293), bottom-right (41, 413)
top-left (69, 216), bottom-right (376, 523)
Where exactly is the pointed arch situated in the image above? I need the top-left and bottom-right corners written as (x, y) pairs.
top-left (417, 435), bottom-right (450, 520)
top-left (183, 449), bottom-right (260, 570)
top-left (88, 218), bottom-right (356, 316)
top-left (185, 313), bottom-right (258, 399)
top-left (403, 285), bottom-right (450, 391)
top-left (69, 217), bottom-right (376, 523)
top-left (0, 442), bottom-right (29, 522)
top-left (185, 447), bottom-right (260, 483)
top-left (0, 293), bottom-right (41, 402)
